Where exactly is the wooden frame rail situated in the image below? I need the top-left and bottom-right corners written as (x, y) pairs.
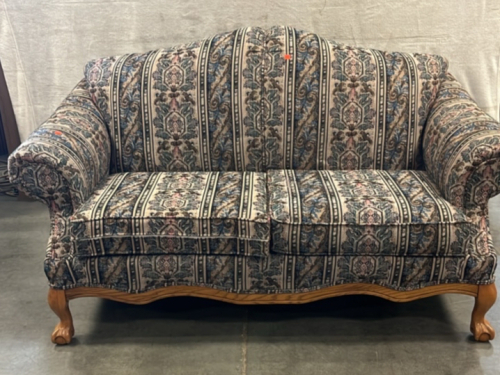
top-left (65, 283), bottom-right (479, 304)
top-left (47, 282), bottom-right (496, 345)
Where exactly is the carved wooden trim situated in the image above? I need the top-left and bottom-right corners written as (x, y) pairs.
top-left (470, 283), bottom-right (497, 342)
top-left (48, 289), bottom-right (74, 345)
top-left (51, 284), bottom-right (495, 344)
top-left (65, 283), bottom-right (479, 305)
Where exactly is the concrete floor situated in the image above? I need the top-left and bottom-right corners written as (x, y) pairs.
top-left (1, 195), bottom-right (500, 375)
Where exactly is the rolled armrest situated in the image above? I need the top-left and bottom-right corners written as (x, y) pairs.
top-left (8, 79), bottom-right (111, 215)
top-left (423, 73), bottom-right (500, 211)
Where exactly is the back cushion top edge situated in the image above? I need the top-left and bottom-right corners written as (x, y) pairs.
top-left (83, 26), bottom-right (449, 173)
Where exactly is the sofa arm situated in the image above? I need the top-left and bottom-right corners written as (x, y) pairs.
top-left (8, 79), bottom-right (111, 215)
top-left (423, 73), bottom-right (500, 211)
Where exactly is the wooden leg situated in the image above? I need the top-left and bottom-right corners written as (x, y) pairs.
top-left (470, 283), bottom-right (497, 342)
top-left (47, 289), bottom-right (74, 345)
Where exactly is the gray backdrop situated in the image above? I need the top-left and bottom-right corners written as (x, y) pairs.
top-left (1, 0), bottom-right (499, 141)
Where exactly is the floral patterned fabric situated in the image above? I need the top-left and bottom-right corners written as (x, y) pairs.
top-left (46, 253), bottom-right (496, 293)
top-left (8, 26), bottom-right (500, 293)
top-left (262, 26), bottom-right (447, 171)
top-left (85, 25), bottom-right (448, 174)
top-left (423, 72), bottom-right (500, 211)
top-left (8, 79), bottom-right (111, 215)
top-left (268, 169), bottom-right (491, 257)
top-left (86, 27), bottom-right (266, 173)
top-left (70, 171), bottom-right (269, 257)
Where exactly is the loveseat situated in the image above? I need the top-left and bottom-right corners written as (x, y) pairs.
top-left (9, 26), bottom-right (498, 344)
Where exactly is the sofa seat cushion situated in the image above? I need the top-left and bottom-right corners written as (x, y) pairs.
top-left (70, 171), bottom-right (269, 257)
top-left (268, 170), bottom-right (485, 257)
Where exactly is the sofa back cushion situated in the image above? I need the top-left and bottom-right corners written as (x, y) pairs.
top-left (262, 26), bottom-right (448, 170)
top-left (85, 26), bottom-right (448, 172)
top-left (85, 27), bottom-right (266, 173)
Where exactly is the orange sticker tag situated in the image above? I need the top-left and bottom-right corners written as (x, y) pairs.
top-left (284, 54), bottom-right (291, 60)
top-left (54, 131), bottom-right (62, 136)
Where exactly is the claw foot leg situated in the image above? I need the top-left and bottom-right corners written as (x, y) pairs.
top-left (48, 289), bottom-right (74, 345)
top-left (471, 283), bottom-right (497, 342)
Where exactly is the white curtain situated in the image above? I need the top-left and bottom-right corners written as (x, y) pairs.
top-left (1, 0), bottom-right (499, 141)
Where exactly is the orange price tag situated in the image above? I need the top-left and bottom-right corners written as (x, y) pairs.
top-left (284, 54), bottom-right (291, 60)
top-left (54, 131), bottom-right (62, 136)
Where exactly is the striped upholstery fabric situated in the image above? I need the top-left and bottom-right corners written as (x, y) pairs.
top-left (268, 170), bottom-right (487, 256)
top-left (48, 253), bottom-right (496, 293)
top-left (262, 26), bottom-right (447, 171)
top-left (85, 27), bottom-right (266, 173)
top-left (8, 79), bottom-right (111, 213)
top-left (423, 72), bottom-right (500, 210)
top-left (85, 26), bottom-right (447, 174)
top-left (70, 171), bottom-right (269, 257)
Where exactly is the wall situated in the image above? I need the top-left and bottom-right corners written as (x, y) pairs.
top-left (1, 0), bottom-right (499, 141)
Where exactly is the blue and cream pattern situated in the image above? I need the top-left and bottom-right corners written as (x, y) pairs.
top-left (8, 26), bottom-right (498, 294)
top-left (86, 28), bottom-right (265, 173)
top-left (70, 171), bottom-right (269, 257)
top-left (267, 169), bottom-right (492, 257)
top-left (262, 26), bottom-right (446, 171)
top-left (423, 72), bottom-right (500, 211)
